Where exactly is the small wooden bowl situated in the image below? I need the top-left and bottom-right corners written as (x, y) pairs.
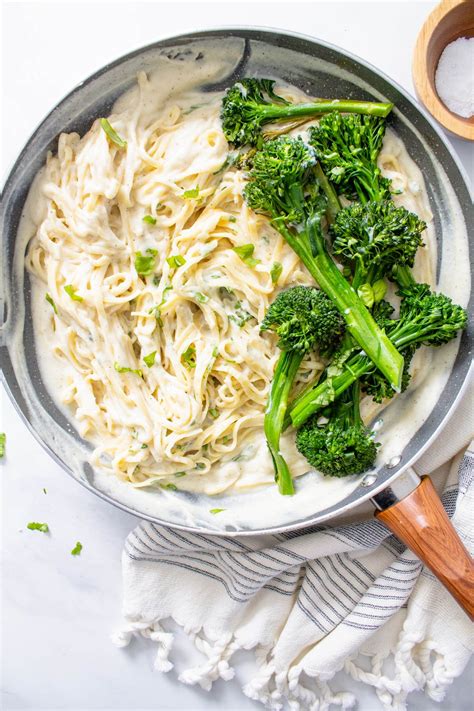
top-left (413, 0), bottom-right (474, 141)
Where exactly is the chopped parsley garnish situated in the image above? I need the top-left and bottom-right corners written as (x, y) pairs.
top-left (210, 508), bottom-right (225, 514)
top-left (143, 215), bottom-right (157, 225)
top-left (219, 286), bottom-right (235, 299)
top-left (228, 216), bottom-right (237, 223)
top-left (27, 522), bottom-right (49, 533)
top-left (175, 471), bottom-right (187, 478)
top-left (0, 433), bottom-right (5, 458)
top-left (160, 482), bottom-right (178, 491)
top-left (181, 344), bottom-right (196, 370)
top-left (229, 301), bottom-right (253, 327)
top-left (213, 152), bottom-right (241, 175)
top-left (183, 187), bottom-right (200, 199)
top-left (71, 541), bottom-right (83, 556)
top-left (232, 244), bottom-right (260, 268)
top-left (195, 462), bottom-right (206, 470)
top-left (209, 408), bottom-right (219, 419)
top-left (212, 346), bottom-right (219, 357)
top-left (45, 293), bottom-right (57, 314)
top-left (143, 351), bottom-right (157, 368)
top-left (141, 443), bottom-right (148, 449)
top-left (270, 262), bottom-right (283, 284)
top-left (152, 275), bottom-right (161, 286)
top-left (135, 249), bottom-right (158, 277)
top-left (114, 362), bottom-right (143, 378)
top-left (148, 305), bottom-right (163, 326)
top-left (166, 254), bottom-right (186, 269)
top-left (100, 118), bottom-right (127, 148)
top-left (64, 284), bottom-right (83, 302)
top-left (195, 292), bottom-right (209, 303)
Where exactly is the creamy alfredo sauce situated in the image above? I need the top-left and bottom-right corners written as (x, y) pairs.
top-left (16, 44), bottom-right (470, 527)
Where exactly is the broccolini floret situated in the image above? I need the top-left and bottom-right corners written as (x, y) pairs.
top-left (261, 286), bottom-right (344, 494)
top-left (221, 78), bottom-right (394, 147)
top-left (331, 201), bottom-right (426, 290)
top-left (309, 112), bottom-right (392, 203)
top-left (261, 285), bottom-right (344, 354)
top-left (296, 384), bottom-right (378, 477)
top-left (244, 135), bottom-right (404, 391)
top-left (289, 283), bottom-right (468, 428)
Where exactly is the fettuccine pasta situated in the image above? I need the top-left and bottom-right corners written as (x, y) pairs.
top-left (25, 72), bottom-right (433, 493)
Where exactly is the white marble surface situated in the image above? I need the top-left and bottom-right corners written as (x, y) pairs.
top-left (1, 2), bottom-right (473, 710)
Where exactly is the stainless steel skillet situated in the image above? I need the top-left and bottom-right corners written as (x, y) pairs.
top-left (1, 29), bottom-right (473, 615)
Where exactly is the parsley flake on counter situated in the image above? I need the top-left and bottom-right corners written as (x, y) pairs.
top-left (114, 362), bottom-right (143, 378)
top-left (43, 488), bottom-right (47, 494)
top-left (27, 522), bottom-right (49, 533)
top-left (183, 187), bottom-right (200, 199)
top-left (270, 262), bottom-right (283, 284)
top-left (71, 541), bottom-right (83, 556)
top-left (100, 118), bottom-right (127, 148)
top-left (143, 351), bottom-right (157, 368)
top-left (232, 244), bottom-right (260, 268)
top-left (64, 284), bottom-right (83, 302)
top-left (135, 249), bottom-right (158, 277)
top-left (143, 215), bottom-right (157, 225)
top-left (166, 254), bottom-right (186, 269)
top-left (45, 293), bottom-right (57, 314)
top-left (0, 433), bottom-right (5, 458)
top-left (210, 508), bottom-right (225, 514)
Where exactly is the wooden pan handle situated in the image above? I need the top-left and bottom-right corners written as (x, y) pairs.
top-left (375, 476), bottom-right (474, 620)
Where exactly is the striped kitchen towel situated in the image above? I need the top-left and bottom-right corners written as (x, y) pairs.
top-left (114, 383), bottom-right (473, 711)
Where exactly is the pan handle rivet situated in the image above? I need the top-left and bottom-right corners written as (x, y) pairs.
top-left (387, 455), bottom-right (401, 469)
top-left (372, 418), bottom-right (384, 432)
top-left (361, 473), bottom-right (378, 487)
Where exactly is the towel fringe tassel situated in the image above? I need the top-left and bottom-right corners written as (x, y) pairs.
top-left (112, 619), bottom-right (456, 710)
top-left (344, 630), bottom-right (456, 711)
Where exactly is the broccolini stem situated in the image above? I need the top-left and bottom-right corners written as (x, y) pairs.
top-left (295, 220), bottom-right (404, 390)
top-left (258, 100), bottom-right (394, 123)
top-left (315, 163), bottom-right (341, 224)
top-left (289, 291), bottom-right (462, 428)
top-left (264, 350), bottom-right (303, 495)
top-left (392, 264), bottom-right (416, 288)
top-left (289, 354), bottom-right (372, 429)
top-left (351, 262), bottom-right (366, 292)
top-left (352, 381), bottom-right (362, 425)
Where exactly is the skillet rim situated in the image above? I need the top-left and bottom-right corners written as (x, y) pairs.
top-left (1, 26), bottom-right (472, 535)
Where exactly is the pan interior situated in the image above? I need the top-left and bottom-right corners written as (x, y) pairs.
top-left (1, 31), bottom-right (472, 534)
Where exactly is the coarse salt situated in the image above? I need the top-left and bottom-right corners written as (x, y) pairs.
top-left (434, 36), bottom-right (474, 118)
